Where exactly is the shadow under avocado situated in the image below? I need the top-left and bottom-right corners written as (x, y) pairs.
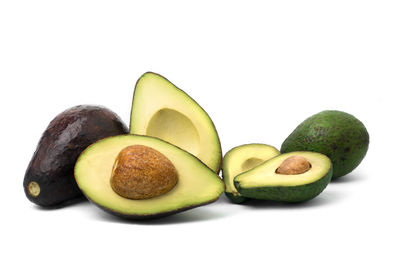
top-left (90, 205), bottom-right (230, 225)
top-left (32, 196), bottom-right (86, 210)
top-left (32, 194), bottom-right (233, 224)
top-left (330, 173), bottom-right (362, 184)
top-left (238, 189), bottom-right (342, 209)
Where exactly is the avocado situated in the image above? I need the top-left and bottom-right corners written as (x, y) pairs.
top-left (234, 152), bottom-right (332, 202)
top-left (222, 144), bottom-right (280, 203)
top-left (74, 134), bottom-right (225, 219)
top-left (23, 105), bottom-right (128, 207)
top-left (129, 72), bottom-right (222, 173)
top-left (281, 110), bottom-right (369, 179)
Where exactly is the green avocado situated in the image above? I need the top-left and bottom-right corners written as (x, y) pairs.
top-left (222, 144), bottom-right (280, 203)
top-left (74, 135), bottom-right (225, 219)
top-left (130, 72), bottom-right (222, 173)
top-left (234, 152), bottom-right (332, 203)
top-left (281, 110), bottom-right (369, 179)
top-left (23, 105), bottom-right (128, 207)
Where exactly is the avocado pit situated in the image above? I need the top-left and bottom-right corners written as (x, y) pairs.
top-left (276, 155), bottom-right (311, 175)
top-left (110, 145), bottom-right (178, 200)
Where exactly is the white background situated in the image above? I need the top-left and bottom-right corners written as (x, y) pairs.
top-left (1, 1), bottom-right (399, 266)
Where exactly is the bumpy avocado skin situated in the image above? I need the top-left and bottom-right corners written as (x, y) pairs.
top-left (281, 110), bottom-right (369, 179)
top-left (235, 167), bottom-right (333, 202)
top-left (23, 105), bottom-right (128, 207)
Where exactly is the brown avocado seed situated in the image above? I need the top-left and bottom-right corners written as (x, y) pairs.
top-left (110, 145), bottom-right (178, 200)
top-left (276, 155), bottom-right (311, 175)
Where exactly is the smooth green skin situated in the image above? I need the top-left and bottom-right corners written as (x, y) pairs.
top-left (235, 168), bottom-right (332, 202)
top-left (281, 110), bottom-right (369, 179)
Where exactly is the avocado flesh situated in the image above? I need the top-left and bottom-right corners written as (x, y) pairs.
top-left (234, 152), bottom-right (332, 202)
top-left (281, 110), bottom-right (369, 179)
top-left (23, 105), bottom-right (128, 207)
top-left (222, 144), bottom-right (280, 203)
top-left (74, 135), bottom-right (225, 219)
top-left (130, 72), bottom-right (222, 173)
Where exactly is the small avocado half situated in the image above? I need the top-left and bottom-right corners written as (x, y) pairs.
top-left (74, 135), bottom-right (225, 219)
top-left (222, 144), bottom-right (280, 203)
top-left (130, 72), bottom-right (222, 173)
top-left (234, 151), bottom-right (332, 203)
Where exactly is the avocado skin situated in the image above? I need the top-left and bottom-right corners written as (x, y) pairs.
top-left (234, 167), bottom-right (333, 203)
top-left (281, 110), bottom-right (369, 179)
top-left (23, 105), bottom-right (128, 207)
top-left (225, 192), bottom-right (248, 204)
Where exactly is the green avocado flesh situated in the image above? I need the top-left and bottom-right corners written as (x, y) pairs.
top-left (130, 72), bottom-right (222, 173)
top-left (74, 135), bottom-right (224, 219)
top-left (222, 144), bottom-right (280, 203)
top-left (234, 152), bottom-right (332, 202)
top-left (281, 110), bottom-right (369, 179)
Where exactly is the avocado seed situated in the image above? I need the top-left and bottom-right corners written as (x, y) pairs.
top-left (110, 145), bottom-right (178, 200)
top-left (276, 155), bottom-right (311, 175)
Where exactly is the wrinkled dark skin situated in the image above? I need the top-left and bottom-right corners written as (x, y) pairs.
top-left (23, 105), bottom-right (128, 207)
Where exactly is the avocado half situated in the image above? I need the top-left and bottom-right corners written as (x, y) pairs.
top-left (129, 72), bottom-right (222, 173)
top-left (222, 144), bottom-right (280, 203)
top-left (234, 151), bottom-right (332, 203)
top-left (74, 135), bottom-right (225, 219)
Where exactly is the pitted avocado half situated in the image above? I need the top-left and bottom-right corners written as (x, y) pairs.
top-left (74, 135), bottom-right (224, 219)
top-left (234, 151), bottom-right (332, 203)
top-left (130, 72), bottom-right (222, 173)
top-left (222, 144), bottom-right (280, 203)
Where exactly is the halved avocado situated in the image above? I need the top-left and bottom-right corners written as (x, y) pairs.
top-left (74, 135), bottom-right (224, 219)
top-left (234, 151), bottom-right (332, 203)
top-left (130, 72), bottom-right (222, 173)
top-left (222, 144), bottom-right (280, 203)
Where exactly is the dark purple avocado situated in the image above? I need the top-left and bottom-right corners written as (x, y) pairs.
top-left (23, 105), bottom-right (128, 207)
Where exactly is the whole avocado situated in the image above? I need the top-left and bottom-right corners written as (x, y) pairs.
top-left (280, 110), bottom-right (369, 179)
top-left (23, 105), bottom-right (128, 207)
